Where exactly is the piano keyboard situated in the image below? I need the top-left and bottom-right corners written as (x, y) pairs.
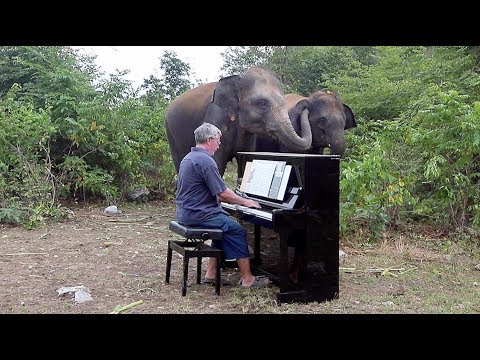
top-left (221, 202), bottom-right (273, 221)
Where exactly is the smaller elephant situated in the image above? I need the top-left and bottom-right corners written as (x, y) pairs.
top-left (256, 90), bottom-right (356, 156)
top-left (285, 90), bottom-right (356, 156)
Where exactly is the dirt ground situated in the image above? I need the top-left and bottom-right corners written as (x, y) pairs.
top-left (1, 201), bottom-right (480, 314)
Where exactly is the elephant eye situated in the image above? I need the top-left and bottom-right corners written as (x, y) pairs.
top-left (253, 98), bottom-right (270, 112)
top-left (316, 116), bottom-right (327, 125)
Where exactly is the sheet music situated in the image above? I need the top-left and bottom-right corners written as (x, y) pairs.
top-left (276, 165), bottom-right (292, 200)
top-left (243, 160), bottom-right (278, 198)
top-left (239, 159), bottom-right (291, 200)
top-left (239, 161), bottom-right (253, 192)
top-left (268, 162), bottom-right (286, 199)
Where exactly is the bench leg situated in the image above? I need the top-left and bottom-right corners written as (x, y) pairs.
top-left (215, 254), bottom-right (221, 295)
top-left (182, 253), bottom-right (189, 296)
top-left (197, 257), bottom-right (202, 284)
top-left (165, 241), bottom-right (173, 283)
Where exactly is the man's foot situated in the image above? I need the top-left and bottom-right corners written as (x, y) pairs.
top-left (239, 275), bottom-right (271, 289)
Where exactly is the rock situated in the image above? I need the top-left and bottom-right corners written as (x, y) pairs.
top-left (56, 285), bottom-right (93, 304)
top-left (104, 205), bottom-right (119, 215)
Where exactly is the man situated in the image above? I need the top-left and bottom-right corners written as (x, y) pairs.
top-left (175, 122), bottom-right (271, 288)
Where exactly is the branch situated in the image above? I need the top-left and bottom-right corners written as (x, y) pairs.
top-left (0, 252), bottom-right (47, 256)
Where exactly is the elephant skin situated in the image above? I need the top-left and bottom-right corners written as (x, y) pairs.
top-left (256, 90), bottom-right (356, 157)
top-left (165, 67), bottom-right (312, 176)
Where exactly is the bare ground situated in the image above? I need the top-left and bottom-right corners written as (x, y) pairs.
top-left (1, 201), bottom-right (480, 314)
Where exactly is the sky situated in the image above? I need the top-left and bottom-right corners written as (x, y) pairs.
top-left (74, 46), bottom-right (228, 88)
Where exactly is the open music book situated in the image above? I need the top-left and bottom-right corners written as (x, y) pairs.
top-left (239, 159), bottom-right (292, 201)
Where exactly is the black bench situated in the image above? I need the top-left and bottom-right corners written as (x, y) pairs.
top-left (165, 221), bottom-right (224, 296)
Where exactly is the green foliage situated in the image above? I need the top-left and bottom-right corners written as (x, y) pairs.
top-left (221, 46), bottom-right (378, 96)
top-left (57, 156), bottom-right (117, 201)
top-left (340, 138), bottom-right (416, 240)
top-left (160, 51), bottom-right (192, 98)
top-left (340, 81), bottom-right (480, 236)
top-left (0, 206), bottom-right (25, 225)
top-left (328, 46), bottom-right (480, 122)
top-left (24, 203), bottom-right (66, 230)
top-left (0, 46), bottom-right (98, 114)
top-left (0, 46), bottom-right (177, 227)
top-left (269, 46), bottom-right (378, 95)
top-left (221, 46), bottom-right (278, 75)
top-left (0, 86), bottom-right (57, 220)
top-left (403, 86), bottom-right (480, 229)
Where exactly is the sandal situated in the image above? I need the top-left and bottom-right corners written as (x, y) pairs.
top-left (238, 275), bottom-right (271, 289)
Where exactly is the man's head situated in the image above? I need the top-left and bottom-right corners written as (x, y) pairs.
top-left (194, 122), bottom-right (222, 156)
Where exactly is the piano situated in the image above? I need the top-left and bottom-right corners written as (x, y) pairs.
top-left (221, 151), bottom-right (340, 304)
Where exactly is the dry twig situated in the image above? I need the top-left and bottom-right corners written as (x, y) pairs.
top-left (0, 252), bottom-right (47, 256)
top-left (110, 300), bottom-right (144, 314)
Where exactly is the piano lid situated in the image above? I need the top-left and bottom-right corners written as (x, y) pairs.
top-left (238, 152), bottom-right (341, 159)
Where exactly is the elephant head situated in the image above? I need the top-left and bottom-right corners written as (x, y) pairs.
top-left (165, 67), bottom-right (312, 175)
top-left (285, 90), bottom-right (356, 156)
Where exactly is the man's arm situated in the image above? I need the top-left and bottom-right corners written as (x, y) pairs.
top-left (218, 188), bottom-right (261, 209)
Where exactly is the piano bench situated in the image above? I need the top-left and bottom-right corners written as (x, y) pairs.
top-left (166, 221), bottom-right (224, 296)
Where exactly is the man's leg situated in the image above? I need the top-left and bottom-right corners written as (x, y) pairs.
top-left (198, 215), bottom-right (247, 279)
top-left (197, 214), bottom-right (270, 287)
top-left (205, 257), bottom-right (217, 279)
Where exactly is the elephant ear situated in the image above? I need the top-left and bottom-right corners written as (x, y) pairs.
top-left (289, 99), bottom-right (309, 132)
top-left (343, 104), bottom-right (357, 130)
top-left (211, 75), bottom-right (240, 122)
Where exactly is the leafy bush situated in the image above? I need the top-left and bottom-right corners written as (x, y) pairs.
top-left (340, 138), bottom-right (416, 240)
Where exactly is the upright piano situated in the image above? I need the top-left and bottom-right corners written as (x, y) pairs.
top-left (222, 152), bottom-right (340, 304)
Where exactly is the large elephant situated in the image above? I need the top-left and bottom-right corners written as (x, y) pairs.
top-left (165, 67), bottom-right (312, 176)
top-left (256, 90), bottom-right (356, 156)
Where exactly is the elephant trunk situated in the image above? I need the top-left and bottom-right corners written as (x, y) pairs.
top-left (276, 108), bottom-right (312, 151)
top-left (329, 132), bottom-right (346, 156)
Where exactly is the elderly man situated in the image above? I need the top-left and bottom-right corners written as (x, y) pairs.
top-left (175, 122), bottom-right (271, 288)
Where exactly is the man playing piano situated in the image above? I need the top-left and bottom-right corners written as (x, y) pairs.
top-left (174, 122), bottom-right (272, 289)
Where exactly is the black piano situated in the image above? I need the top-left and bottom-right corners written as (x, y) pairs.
top-left (221, 152), bottom-right (340, 304)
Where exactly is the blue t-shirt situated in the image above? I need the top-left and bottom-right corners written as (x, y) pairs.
top-left (175, 147), bottom-right (228, 225)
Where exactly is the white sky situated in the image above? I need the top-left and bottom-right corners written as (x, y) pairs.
top-left (74, 46), bottom-right (228, 88)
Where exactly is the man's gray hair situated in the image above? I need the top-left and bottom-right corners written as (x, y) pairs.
top-left (194, 122), bottom-right (222, 144)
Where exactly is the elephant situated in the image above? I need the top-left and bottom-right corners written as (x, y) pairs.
top-left (255, 90), bottom-right (356, 156)
top-left (165, 67), bottom-right (312, 176)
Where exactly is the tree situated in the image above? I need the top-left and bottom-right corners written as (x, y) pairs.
top-left (221, 46), bottom-right (279, 75)
top-left (140, 50), bottom-right (192, 101)
top-left (220, 46), bottom-right (378, 95)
